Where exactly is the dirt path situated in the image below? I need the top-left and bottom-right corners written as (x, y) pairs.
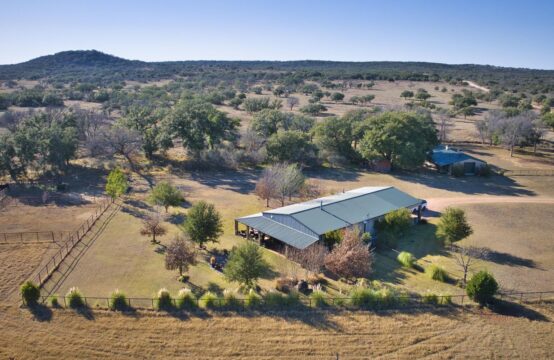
top-left (428, 196), bottom-right (554, 212)
top-left (464, 80), bottom-right (490, 93)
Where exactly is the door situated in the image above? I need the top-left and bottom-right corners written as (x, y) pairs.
top-left (463, 162), bottom-right (476, 175)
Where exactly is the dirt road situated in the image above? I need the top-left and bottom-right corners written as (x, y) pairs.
top-left (428, 196), bottom-right (554, 212)
top-left (464, 80), bottom-right (490, 92)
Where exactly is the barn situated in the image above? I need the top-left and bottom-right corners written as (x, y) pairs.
top-left (235, 186), bottom-right (424, 251)
top-left (429, 145), bottom-right (487, 175)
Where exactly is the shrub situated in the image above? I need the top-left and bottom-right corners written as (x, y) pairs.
top-left (176, 288), bottom-right (197, 310)
top-left (436, 207), bottom-right (473, 245)
top-left (422, 292), bottom-right (439, 304)
top-left (199, 291), bottom-right (220, 309)
top-left (223, 290), bottom-right (241, 309)
top-left (426, 264), bottom-right (448, 282)
top-left (438, 294), bottom-right (452, 305)
top-left (466, 271), bottom-right (498, 305)
top-left (374, 287), bottom-right (401, 308)
top-left (397, 251), bottom-right (416, 268)
top-left (306, 273), bottom-right (327, 286)
top-left (109, 289), bottom-right (128, 311)
top-left (245, 290), bottom-right (262, 308)
top-left (477, 164), bottom-right (492, 177)
top-left (451, 164), bottom-right (465, 177)
top-left (66, 287), bottom-right (85, 309)
top-left (155, 288), bottom-right (173, 310)
top-left (349, 287), bottom-right (378, 308)
top-left (50, 295), bottom-right (60, 308)
top-left (275, 277), bottom-right (297, 293)
top-left (20, 281), bottom-right (40, 306)
top-left (263, 292), bottom-right (285, 308)
top-left (310, 291), bottom-right (327, 308)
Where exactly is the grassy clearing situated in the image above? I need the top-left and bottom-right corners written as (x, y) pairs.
top-left (1, 304), bottom-right (553, 359)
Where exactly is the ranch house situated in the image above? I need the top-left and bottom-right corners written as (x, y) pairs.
top-left (429, 145), bottom-right (487, 175)
top-left (235, 186), bottom-right (424, 252)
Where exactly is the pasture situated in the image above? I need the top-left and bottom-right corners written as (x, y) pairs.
top-left (1, 303), bottom-right (553, 359)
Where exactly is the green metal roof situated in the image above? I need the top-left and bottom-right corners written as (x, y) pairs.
top-left (237, 213), bottom-right (319, 250)
top-left (237, 186), bottom-right (423, 249)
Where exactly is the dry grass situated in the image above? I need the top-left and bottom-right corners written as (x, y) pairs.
top-left (0, 203), bottom-right (95, 233)
top-left (453, 203), bottom-right (554, 292)
top-left (0, 304), bottom-right (553, 359)
top-left (0, 243), bottom-right (53, 301)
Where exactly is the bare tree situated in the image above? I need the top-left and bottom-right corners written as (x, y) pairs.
top-left (475, 110), bottom-right (502, 145)
top-left (498, 111), bottom-right (535, 157)
top-left (72, 107), bottom-right (107, 141)
top-left (100, 125), bottom-right (142, 167)
top-left (435, 110), bottom-right (453, 142)
top-left (255, 163), bottom-right (305, 206)
top-left (287, 96), bottom-right (300, 111)
top-left (529, 118), bottom-right (548, 154)
top-left (165, 235), bottom-right (198, 276)
top-left (282, 163), bottom-right (305, 201)
top-left (140, 213), bottom-right (167, 243)
top-left (324, 227), bottom-right (372, 279)
top-left (286, 243), bottom-right (328, 276)
top-left (255, 169), bottom-right (276, 207)
top-left (450, 244), bottom-right (488, 286)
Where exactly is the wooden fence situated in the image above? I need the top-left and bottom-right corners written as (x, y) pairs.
top-left (0, 188), bottom-right (10, 209)
top-left (28, 198), bottom-right (114, 287)
top-left (36, 290), bottom-right (554, 310)
top-left (0, 231), bottom-right (71, 244)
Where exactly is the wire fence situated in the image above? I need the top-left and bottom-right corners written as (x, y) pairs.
top-left (28, 198), bottom-right (114, 287)
top-left (36, 291), bottom-right (554, 311)
top-left (0, 231), bottom-right (71, 244)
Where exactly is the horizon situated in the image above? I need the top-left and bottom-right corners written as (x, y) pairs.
top-left (1, 0), bottom-right (554, 70)
top-left (3, 48), bottom-right (554, 72)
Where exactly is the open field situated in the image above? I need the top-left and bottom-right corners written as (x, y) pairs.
top-left (1, 304), bottom-right (553, 359)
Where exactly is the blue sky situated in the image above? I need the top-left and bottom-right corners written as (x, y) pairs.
top-left (1, 0), bottom-right (553, 69)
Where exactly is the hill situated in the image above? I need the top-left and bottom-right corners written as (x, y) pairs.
top-left (1, 50), bottom-right (554, 94)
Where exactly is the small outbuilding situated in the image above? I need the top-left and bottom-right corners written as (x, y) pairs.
top-left (235, 186), bottom-right (424, 252)
top-left (429, 145), bottom-right (487, 175)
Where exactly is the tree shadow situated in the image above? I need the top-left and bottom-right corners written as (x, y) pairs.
top-left (488, 299), bottom-right (550, 322)
top-left (167, 213), bottom-right (186, 225)
top-left (391, 170), bottom-right (535, 196)
top-left (475, 247), bottom-right (538, 268)
top-left (304, 167), bottom-right (362, 182)
top-left (73, 306), bottom-right (95, 320)
top-left (206, 282), bottom-right (225, 296)
top-left (28, 303), bottom-right (53, 322)
top-left (188, 170), bottom-right (259, 194)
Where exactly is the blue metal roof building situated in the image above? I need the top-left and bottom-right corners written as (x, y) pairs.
top-left (235, 186), bottom-right (423, 250)
top-left (429, 145), bottom-right (486, 175)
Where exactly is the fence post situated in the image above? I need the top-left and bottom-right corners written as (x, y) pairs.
top-left (63, 296), bottom-right (67, 308)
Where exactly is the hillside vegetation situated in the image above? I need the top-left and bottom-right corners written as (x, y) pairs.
top-left (1, 50), bottom-right (554, 95)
